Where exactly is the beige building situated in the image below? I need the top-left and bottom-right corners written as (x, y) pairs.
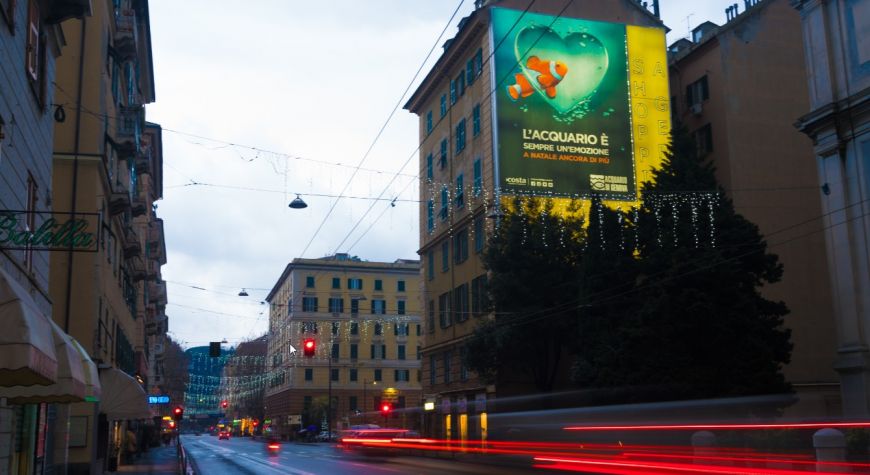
top-left (669, 0), bottom-right (840, 416)
top-left (792, 0), bottom-right (870, 416)
top-left (265, 254), bottom-right (422, 438)
top-left (51, 0), bottom-right (166, 472)
top-left (404, 0), bottom-right (665, 442)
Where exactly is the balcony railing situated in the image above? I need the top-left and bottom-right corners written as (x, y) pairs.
top-left (122, 226), bottom-right (141, 259)
top-left (115, 106), bottom-right (143, 156)
top-left (114, 8), bottom-right (138, 59)
top-left (109, 178), bottom-right (131, 215)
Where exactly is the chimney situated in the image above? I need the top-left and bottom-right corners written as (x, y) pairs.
top-left (652, 0), bottom-right (661, 18)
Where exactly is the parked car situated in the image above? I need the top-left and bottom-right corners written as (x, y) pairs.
top-left (218, 430), bottom-right (230, 440)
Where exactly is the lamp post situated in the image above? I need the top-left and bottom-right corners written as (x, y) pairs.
top-left (362, 379), bottom-right (377, 425)
top-left (327, 349), bottom-right (332, 440)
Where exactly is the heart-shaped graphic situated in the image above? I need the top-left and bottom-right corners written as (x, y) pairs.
top-left (514, 25), bottom-right (609, 115)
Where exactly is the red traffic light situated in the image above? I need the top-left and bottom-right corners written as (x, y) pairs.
top-left (221, 400), bottom-right (228, 409)
top-left (168, 421), bottom-right (176, 429)
top-left (303, 338), bottom-right (316, 357)
top-left (380, 403), bottom-right (392, 414)
top-left (172, 406), bottom-right (184, 421)
top-left (252, 421), bottom-right (258, 427)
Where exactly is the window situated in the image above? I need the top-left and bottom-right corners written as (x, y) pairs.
top-left (374, 322), bottom-right (383, 335)
top-left (472, 274), bottom-right (489, 316)
top-left (473, 104), bottom-right (481, 137)
top-left (428, 300), bottom-right (435, 333)
top-left (466, 57), bottom-right (475, 85)
top-left (427, 200), bottom-right (435, 233)
top-left (374, 279), bottom-right (383, 291)
top-left (395, 369), bottom-right (410, 382)
top-left (439, 292), bottom-right (451, 328)
top-left (304, 396), bottom-right (312, 409)
top-left (416, 324), bottom-right (421, 336)
top-left (370, 344), bottom-right (386, 359)
top-left (25, 1), bottom-right (39, 81)
top-left (456, 72), bottom-right (466, 97)
top-left (397, 300), bottom-right (406, 315)
top-left (441, 240), bottom-right (449, 271)
top-left (453, 228), bottom-right (468, 264)
top-left (444, 352), bottom-right (452, 384)
top-left (426, 110), bottom-right (433, 134)
top-left (332, 277), bottom-right (340, 289)
top-left (348, 278), bottom-right (363, 290)
top-left (429, 356), bottom-right (436, 385)
top-left (686, 75), bottom-right (709, 106)
top-left (286, 297), bottom-right (293, 313)
top-left (455, 119), bottom-right (466, 154)
top-left (332, 321), bottom-right (340, 336)
top-left (397, 280), bottom-right (405, 292)
top-left (331, 343), bottom-right (339, 358)
top-left (305, 368), bottom-right (313, 381)
top-left (306, 276), bottom-right (315, 288)
top-left (440, 94), bottom-right (447, 117)
top-left (454, 283), bottom-right (469, 322)
top-left (372, 299), bottom-right (386, 315)
top-left (350, 322), bottom-right (359, 335)
top-left (473, 159), bottom-right (483, 197)
top-left (439, 139), bottom-right (448, 169)
top-left (351, 298), bottom-right (360, 315)
top-left (440, 186), bottom-right (449, 221)
top-left (455, 174), bottom-right (464, 209)
top-left (474, 216), bottom-right (485, 252)
top-left (301, 321), bottom-right (318, 333)
top-left (1, 0), bottom-right (14, 30)
top-left (350, 344), bottom-right (358, 360)
top-left (694, 124), bottom-right (713, 157)
top-left (349, 395), bottom-right (358, 410)
top-left (374, 369), bottom-right (383, 382)
top-left (302, 297), bottom-right (318, 312)
top-left (474, 48), bottom-right (483, 76)
top-left (427, 251), bottom-right (435, 280)
top-left (328, 298), bottom-right (344, 313)
top-left (397, 345), bottom-right (406, 360)
top-left (417, 345), bottom-right (422, 360)
top-left (460, 347), bottom-right (468, 381)
top-left (395, 323), bottom-right (409, 336)
top-left (449, 78), bottom-right (456, 105)
top-left (331, 368), bottom-right (339, 382)
top-left (426, 154), bottom-right (433, 182)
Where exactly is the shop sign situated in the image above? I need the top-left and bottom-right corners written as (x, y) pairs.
top-left (0, 211), bottom-right (100, 252)
top-left (148, 395), bottom-right (170, 404)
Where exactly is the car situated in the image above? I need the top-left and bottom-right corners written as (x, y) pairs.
top-left (218, 431), bottom-right (230, 440)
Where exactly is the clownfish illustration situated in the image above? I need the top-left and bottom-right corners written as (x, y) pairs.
top-left (506, 56), bottom-right (568, 101)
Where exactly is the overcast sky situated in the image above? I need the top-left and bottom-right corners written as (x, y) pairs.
top-left (147, 0), bottom-right (738, 349)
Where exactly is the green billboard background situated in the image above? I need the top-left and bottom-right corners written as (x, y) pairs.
top-left (491, 8), bottom-right (635, 199)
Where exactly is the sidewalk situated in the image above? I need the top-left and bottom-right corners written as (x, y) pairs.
top-left (114, 445), bottom-right (179, 475)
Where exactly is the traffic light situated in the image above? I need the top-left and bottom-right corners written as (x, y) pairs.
top-left (303, 338), bottom-right (315, 357)
top-left (173, 406), bottom-right (184, 422)
top-left (168, 421), bottom-right (175, 429)
top-left (380, 403), bottom-right (392, 416)
top-left (209, 342), bottom-right (221, 357)
top-left (221, 400), bottom-right (228, 409)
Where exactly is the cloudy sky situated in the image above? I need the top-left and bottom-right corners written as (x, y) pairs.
top-left (147, 0), bottom-right (736, 349)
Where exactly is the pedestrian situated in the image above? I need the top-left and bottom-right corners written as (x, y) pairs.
top-left (125, 427), bottom-right (138, 463)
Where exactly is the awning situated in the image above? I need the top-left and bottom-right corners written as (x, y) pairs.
top-left (0, 318), bottom-right (88, 403)
top-left (70, 338), bottom-right (101, 401)
top-left (0, 266), bottom-right (58, 386)
top-left (99, 367), bottom-right (150, 420)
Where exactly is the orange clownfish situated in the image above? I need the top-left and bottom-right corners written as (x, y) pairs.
top-left (507, 56), bottom-right (568, 101)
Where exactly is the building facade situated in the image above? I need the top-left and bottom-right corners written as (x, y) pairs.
top-left (265, 254), bottom-right (422, 439)
top-left (0, 0), bottom-right (93, 473)
top-left (50, 0), bottom-right (166, 472)
top-left (792, 0), bottom-right (870, 416)
top-left (669, 0), bottom-right (840, 416)
top-left (403, 0), bottom-right (664, 442)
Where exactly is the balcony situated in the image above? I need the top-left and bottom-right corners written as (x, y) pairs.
top-left (128, 255), bottom-right (147, 281)
top-left (109, 178), bottom-right (131, 215)
top-left (131, 195), bottom-right (147, 217)
top-left (115, 106), bottom-right (143, 157)
top-left (114, 8), bottom-right (139, 59)
top-left (148, 280), bottom-right (167, 306)
top-left (122, 226), bottom-right (141, 259)
top-left (135, 142), bottom-right (151, 175)
top-left (146, 313), bottom-right (168, 336)
top-left (45, 0), bottom-right (92, 24)
top-left (144, 258), bottom-right (159, 280)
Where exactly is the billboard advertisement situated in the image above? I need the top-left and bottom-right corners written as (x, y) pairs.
top-left (490, 8), bottom-right (670, 201)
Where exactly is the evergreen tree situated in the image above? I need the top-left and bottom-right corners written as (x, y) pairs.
top-left (464, 197), bottom-right (586, 392)
top-left (572, 127), bottom-right (793, 403)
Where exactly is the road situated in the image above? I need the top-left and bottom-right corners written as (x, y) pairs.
top-left (180, 435), bottom-right (549, 475)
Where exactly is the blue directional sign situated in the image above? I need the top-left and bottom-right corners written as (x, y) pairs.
top-left (148, 395), bottom-right (170, 404)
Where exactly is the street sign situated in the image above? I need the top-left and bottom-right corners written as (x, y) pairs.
top-left (381, 387), bottom-right (399, 403)
top-left (148, 395), bottom-right (170, 404)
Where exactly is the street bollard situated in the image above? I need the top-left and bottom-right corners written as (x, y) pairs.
top-left (813, 428), bottom-right (847, 472)
top-left (691, 430), bottom-right (717, 464)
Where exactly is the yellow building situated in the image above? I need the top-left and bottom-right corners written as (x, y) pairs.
top-left (403, 0), bottom-right (665, 442)
top-left (51, 0), bottom-right (165, 472)
top-left (265, 254), bottom-right (422, 438)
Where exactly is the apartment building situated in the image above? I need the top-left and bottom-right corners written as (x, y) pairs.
top-left (265, 254), bottom-right (422, 439)
top-left (793, 0), bottom-right (870, 416)
top-left (0, 0), bottom-right (92, 473)
top-left (50, 0), bottom-right (166, 472)
top-left (403, 0), bottom-right (664, 442)
top-left (668, 0), bottom-right (840, 416)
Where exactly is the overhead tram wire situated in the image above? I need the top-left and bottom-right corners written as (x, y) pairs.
top-left (296, 0), bottom-right (467, 260)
